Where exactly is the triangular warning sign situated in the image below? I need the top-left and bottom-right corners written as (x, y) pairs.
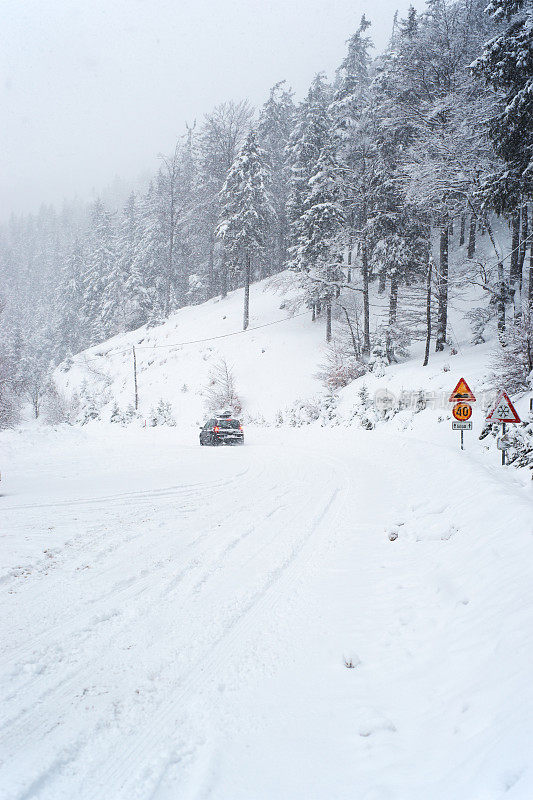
top-left (449, 378), bottom-right (476, 402)
top-left (486, 392), bottom-right (521, 423)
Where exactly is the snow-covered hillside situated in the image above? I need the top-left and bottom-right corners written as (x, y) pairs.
top-left (54, 257), bottom-right (532, 459)
top-left (55, 276), bottom-right (327, 424)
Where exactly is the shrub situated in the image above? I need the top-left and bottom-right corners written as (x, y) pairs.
top-left (149, 399), bottom-right (176, 427)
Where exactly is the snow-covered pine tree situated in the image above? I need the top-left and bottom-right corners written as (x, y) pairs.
top-left (216, 131), bottom-right (272, 330)
top-left (473, 0), bottom-right (533, 310)
top-left (199, 101), bottom-right (254, 298)
top-left (58, 236), bottom-right (89, 354)
top-left (130, 182), bottom-right (168, 324)
top-left (118, 193), bottom-right (152, 330)
top-left (329, 17), bottom-right (374, 353)
top-left (473, 0), bottom-right (533, 206)
top-left (257, 81), bottom-right (295, 277)
top-left (287, 73), bottom-right (333, 287)
top-left (366, 20), bottom-right (430, 362)
top-left (291, 142), bottom-right (345, 342)
top-left (83, 199), bottom-right (118, 343)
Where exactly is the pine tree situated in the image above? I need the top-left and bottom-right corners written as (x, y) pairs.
top-left (60, 236), bottom-right (89, 353)
top-left (329, 17), bottom-right (374, 353)
top-left (199, 101), bottom-right (254, 297)
top-left (130, 183), bottom-right (167, 323)
top-left (83, 199), bottom-right (117, 342)
top-left (257, 81), bottom-right (295, 276)
top-left (473, 0), bottom-right (533, 207)
top-left (216, 131), bottom-right (272, 330)
top-left (292, 143), bottom-right (345, 341)
top-left (287, 73), bottom-right (333, 276)
top-left (118, 193), bottom-right (151, 329)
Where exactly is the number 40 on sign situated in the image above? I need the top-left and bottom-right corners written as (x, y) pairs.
top-left (449, 378), bottom-right (476, 448)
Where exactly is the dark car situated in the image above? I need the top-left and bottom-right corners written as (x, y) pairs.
top-left (199, 415), bottom-right (244, 446)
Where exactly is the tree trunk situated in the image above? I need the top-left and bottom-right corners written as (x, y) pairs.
top-left (243, 253), bottom-right (250, 330)
top-left (435, 225), bottom-right (449, 352)
top-left (386, 276), bottom-right (398, 363)
top-left (311, 303), bottom-right (316, 322)
top-left (207, 229), bottom-right (215, 300)
top-left (378, 268), bottom-right (386, 294)
top-left (529, 240), bottom-right (533, 307)
top-left (220, 252), bottom-right (228, 298)
top-left (423, 259), bottom-right (432, 366)
top-left (510, 209), bottom-right (521, 287)
top-left (518, 202), bottom-right (528, 292)
top-left (164, 246), bottom-right (173, 318)
top-left (326, 302), bottom-right (332, 342)
top-left (467, 215), bottom-right (476, 259)
top-left (342, 306), bottom-right (359, 357)
top-left (362, 242), bottom-right (370, 355)
top-left (459, 213), bottom-right (466, 246)
top-left (497, 260), bottom-right (506, 338)
top-left (347, 209), bottom-right (356, 283)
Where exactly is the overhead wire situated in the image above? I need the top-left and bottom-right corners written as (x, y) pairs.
top-left (76, 310), bottom-right (309, 362)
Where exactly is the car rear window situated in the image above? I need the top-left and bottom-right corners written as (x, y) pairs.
top-left (217, 419), bottom-right (240, 429)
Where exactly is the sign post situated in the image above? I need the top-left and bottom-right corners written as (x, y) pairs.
top-left (485, 391), bottom-right (521, 465)
top-left (449, 378), bottom-right (476, 449)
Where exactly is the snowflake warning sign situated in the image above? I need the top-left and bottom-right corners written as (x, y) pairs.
top-left (486, 392), bottom-right (521, 424)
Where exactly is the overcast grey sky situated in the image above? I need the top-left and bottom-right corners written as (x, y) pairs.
top-left (2, 0), bottom-right (425, 219)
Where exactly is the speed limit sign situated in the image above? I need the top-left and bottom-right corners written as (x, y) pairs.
top-left (452, 402), bottom-right (472, 421)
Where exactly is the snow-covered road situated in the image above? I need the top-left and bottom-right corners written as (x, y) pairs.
top-left (1, 425), bottom-right (532, 800)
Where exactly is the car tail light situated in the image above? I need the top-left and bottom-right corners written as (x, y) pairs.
top-left (239, 425), bottom-right (243, 431)
top-left (213, 426), bottom-right (219, 432)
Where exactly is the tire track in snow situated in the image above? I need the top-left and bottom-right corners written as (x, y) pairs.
top-left (0, 476), bottom-right (297, 771)
top-left (0, 470), bottom-right (284, 682)
top-left (1, 444), bottom-right (351, 800)
top-left (88, 468), bottom-right (348, 800)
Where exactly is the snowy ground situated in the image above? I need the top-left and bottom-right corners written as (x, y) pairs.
top-left (1, 422), bottom-right (533, 800)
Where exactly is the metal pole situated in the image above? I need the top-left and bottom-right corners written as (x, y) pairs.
top-left (502, 421), bottom-right (506, 465)
top-left (133, 346), bottom-right (138, 410)
top-left (461, 429), bottom-right (464, 450)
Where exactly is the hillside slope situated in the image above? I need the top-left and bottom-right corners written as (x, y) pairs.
top-left (56, 276), bottom-right (327, 423)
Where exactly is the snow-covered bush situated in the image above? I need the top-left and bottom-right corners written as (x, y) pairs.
top-left (415, 389), bottom-right (427, 413)
top-left (110, 402), bottom-right (142, 426)
top-left (506, 414), bottom-right (533, 473)
top-left (0, 386), bottom-right (20, 429)
top-left (373, 323), bottom-right (411, 365)
top-left (319, 392), bottom-right (338, 425)
top-left (316, 337), bottom-right (367, 391)
top-left (465, 307), bottom-right (493, 345)
top-left (490, 310), bottom-right (533, 394)
top-left (58, 350), bottom-right (74, 372)
top-left (279, 398), bottom-right (322, 427)
top-left (480, 410), bottom-right (533, 474)
top-left (368, 341), bottom-right (388, 377)
top-left (187, 273), bottom-right (206, 305)
top-left (205, 358), bottom-right (243, 416)
top-left (149, 399), bottom-right (176, 427)
top-left (42, 384), bottom-right (79, 425)
top-left (110, 402), bottom-right (127, 425)
top-left (78, 381), bottom-right (100, 424)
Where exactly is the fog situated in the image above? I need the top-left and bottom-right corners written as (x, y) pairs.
top-left (2, 0), bottom-right (424, 219)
